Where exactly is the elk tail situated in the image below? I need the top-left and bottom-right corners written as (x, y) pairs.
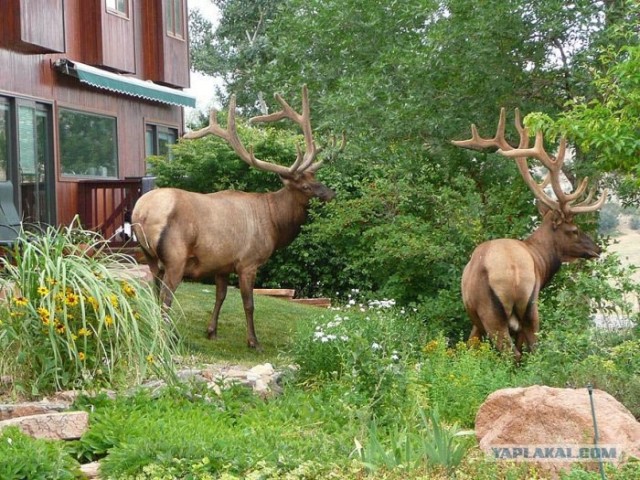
top-left (489, 287), bottom-right (519, 331)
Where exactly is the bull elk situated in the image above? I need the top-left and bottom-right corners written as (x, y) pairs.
top-left (132, 86), bottom-right (343, 349)
top-left (452, 109), bottom-right (606, 360)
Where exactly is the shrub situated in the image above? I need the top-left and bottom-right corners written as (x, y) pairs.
top-left (0, 427), bottom-right (81, 480)
top-left (417, 336), bottom-right (518, 427)
top-left (290, 298), bottom-right (429, 417)
top-left (0, 221), bottom-right (178, 395)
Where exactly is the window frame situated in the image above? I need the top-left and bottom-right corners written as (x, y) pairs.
top-left (59, 108), bottom-right (119, 179)
top-left (145, 122), bottom-right (178, 173)
top-left (105, 0), bottom-right (129, 19)
top-left (165, 0), bottom-right (185, 39)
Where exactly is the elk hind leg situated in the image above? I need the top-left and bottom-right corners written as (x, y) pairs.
top-left (480, 290), bottom-right (520, 360)
top-left (207, 274), bottom-right (229, 340)
top-left (518, 298), bottom-right (540, 355)
top-left (238, 268), bottom-right (260, 350)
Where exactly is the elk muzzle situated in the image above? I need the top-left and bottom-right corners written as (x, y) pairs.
top-left (313, 183), bottom-right (336, 202)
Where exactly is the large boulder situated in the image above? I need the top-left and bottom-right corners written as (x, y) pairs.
top-left (475, 385), bottom-right (640, 478)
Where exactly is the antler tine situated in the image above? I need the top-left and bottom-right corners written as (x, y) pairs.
top-left (451, 108), bottom-right (514, 152)
top-left (250, 85), bottom-right (320, 175)
top-left (568, 187), bottom-right (608, 214)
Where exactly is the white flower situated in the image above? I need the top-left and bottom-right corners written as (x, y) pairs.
top-left (326, 334), bottom-right (337, 341)
top-left (348, 299), bottom-right (356, 306)
top-left (371, 342), bottom-right (382, 350)
top-left (7, 437), bottom-right (12, 445)
top-left (314, 331), bottom-right (325, 339)
top-left (320, 336), bottom-right (329, 343)
top-left (340, 335), bottom-right (349, 341)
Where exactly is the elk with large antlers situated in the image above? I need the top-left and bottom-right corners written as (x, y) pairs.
top-left (452, 109), bottom-right (606, 360)
top-left (132, 86), bottom-right (343, 349)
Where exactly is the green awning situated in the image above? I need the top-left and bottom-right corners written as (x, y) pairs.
top-left (54, 59), bottom-right (196, 108)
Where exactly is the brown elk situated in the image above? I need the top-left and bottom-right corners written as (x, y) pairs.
top-left (452, 109), bottom-right (606, 360)
top-left (132, 86), bottom-right (342, 349)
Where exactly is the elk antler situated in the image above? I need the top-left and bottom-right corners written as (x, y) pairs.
top-left (497, 130), bottom-right (607, 216)
top-left (184, 85), bottom-right (322, 177)
top-left (452, 109), bottom-right (607, 217)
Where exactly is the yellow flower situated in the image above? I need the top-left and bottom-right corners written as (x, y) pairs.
top-left (423, 339), bottom-right (440, 354)
top-left (109, 294), bottom-right (119, 308)
top-left (146, 354), bottom-right (154, 364)
top-left (104, 315), bottom-right (114, 327)
top-left (46, 277), bottom-right (58, 285)
top-left (55, 323), bottom-right (65, 334)
top-left (77, 327), bottom-right (92, 337)
top-left (78, 352), bottom-right (86, 361)
top-left (65, 292), bottom-right (80, 307)
top-left (86, 296), bottom-right (99, 309)
top-left (71, 334), bottom-right (78, 341)
top-left (122, 282), bottom-right (136, 298)
top-left (37, 286), bottom-right (50, 296)
top-left (37, 306), bottom-right (49, 317)
top-left (13, 296), bottom-right (28, 307)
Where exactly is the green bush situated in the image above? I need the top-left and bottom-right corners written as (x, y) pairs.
top-left (0, 427), bottom-right (81, 480)
top-left (0, 221), bottom-right (178, 395)
top-left (290, 299), bottom-right (429, 417)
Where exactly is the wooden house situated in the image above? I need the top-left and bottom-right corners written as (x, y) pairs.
top-left (0, 0), bottom-right (195, 241)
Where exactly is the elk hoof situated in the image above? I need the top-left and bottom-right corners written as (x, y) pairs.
top-left (206, 330), bottom-right (218, 340)
top-left (247, 339), bottom-right (262, 351)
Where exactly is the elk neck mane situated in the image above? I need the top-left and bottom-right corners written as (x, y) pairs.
top-left (523, 221), bottom-right (563, 288)
top-left (266, 187), bottom-right (311, 249)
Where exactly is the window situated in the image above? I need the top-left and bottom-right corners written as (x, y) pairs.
top-left (165, 0), bottom-right (185, 38)
top-left (145, 124), bottom-right (178, 172)
top-left (106, 0), bottom-right (128, 17)
top-left (59, 109), bottom-right (118, 178)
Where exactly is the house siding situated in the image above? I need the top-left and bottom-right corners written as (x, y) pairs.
top-left (0, 0), bottom-right (190, 227)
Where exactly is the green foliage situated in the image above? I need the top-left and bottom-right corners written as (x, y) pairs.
top-left (290, 300), bottom-right (429, 416)
top-left (354, 408), bottom-right (474, 474)
top-left (72, 385), bottom-right (358, 478)
top-left (0, 427), bottom-right (81, 480)
top-left (149, 121), bottom-right (291, 194)
top-left (0, 221), bottom-right (178, 395)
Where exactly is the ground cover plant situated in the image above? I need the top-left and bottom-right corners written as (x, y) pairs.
top-left (57, 282), bottom-right (640, 479)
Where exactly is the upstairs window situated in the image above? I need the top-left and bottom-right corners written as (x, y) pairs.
top-left (106, 0), bottom-right (128, 17)
top-left (165, 0), bottom-right (185, 39)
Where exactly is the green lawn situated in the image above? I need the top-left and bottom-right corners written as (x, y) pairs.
top-left (171, 281), bottom-right (324, 365)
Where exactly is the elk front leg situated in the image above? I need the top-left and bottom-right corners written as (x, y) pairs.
top-left (238, 268), bottom-right (260, 350)
top-left (207, 274), bottom-right (229, 340)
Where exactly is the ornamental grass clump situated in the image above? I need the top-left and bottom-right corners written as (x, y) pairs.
top-left (0, 221), bottom-right (178, 396)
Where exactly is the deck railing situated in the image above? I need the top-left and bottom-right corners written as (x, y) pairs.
top-left (77, 177), bottom-right (155, 244)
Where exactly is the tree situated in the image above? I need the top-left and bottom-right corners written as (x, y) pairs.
top-left (186, 0), bottom-right (637, 337)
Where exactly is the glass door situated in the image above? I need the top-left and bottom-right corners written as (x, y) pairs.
top-left (16, 101), bottom-right (55, 225)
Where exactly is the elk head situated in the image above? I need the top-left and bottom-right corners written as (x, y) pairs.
top-left (452, 109), bottom-right (607, 359)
